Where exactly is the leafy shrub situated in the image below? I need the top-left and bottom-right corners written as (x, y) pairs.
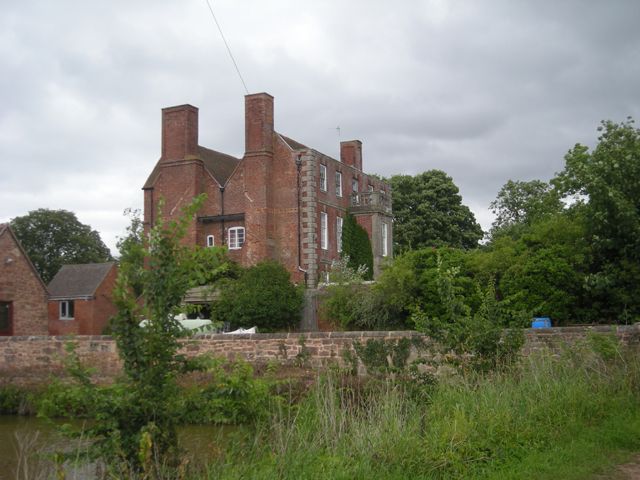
top-left (323, 257), bottom-right (393, 330)
top-left (411, 255), bottom-right (526, 371)
top-left (0, 385), bottom-right (32, 415)
top-left (213, 261), bottom-right (304, 332)
top-left (178, 358), bottom-right (274, 425)
top-left (375, 247), bottom-right (481, 325)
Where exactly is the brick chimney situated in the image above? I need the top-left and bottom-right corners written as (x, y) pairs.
top-left (245, 93), bottom-right (274, 155)
top-left (161, 104), bottom-right (199, 161)
top-left (340, 140), bottom-right (362, 171)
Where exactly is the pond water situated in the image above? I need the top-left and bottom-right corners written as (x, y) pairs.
top-left (0, 415), bottom-right (234, 479)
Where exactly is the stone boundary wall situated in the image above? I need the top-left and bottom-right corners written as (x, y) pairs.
top-left (1, 324), bottom-right (638, 385)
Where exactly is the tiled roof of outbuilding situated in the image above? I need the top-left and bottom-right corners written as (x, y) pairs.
top-left (48, 262), bottom-right (115, 299)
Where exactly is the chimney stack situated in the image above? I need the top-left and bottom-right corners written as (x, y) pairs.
top-left (340, 140), bottom-right (363, 171)
top-left (161, 104), bottom-right (199, 161)
top-left (245, 93), bottom-right (274, 155)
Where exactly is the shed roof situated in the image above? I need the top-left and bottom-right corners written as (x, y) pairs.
top-left (48, 262), bottom-right (115, 300)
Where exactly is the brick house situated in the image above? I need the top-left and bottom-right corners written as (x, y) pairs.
top-left (143, 93), bottom-right (393, 287)
top-left (47, 262), bottom-right (118, 335)
top-left (0, 223), bottom-right (49, 335)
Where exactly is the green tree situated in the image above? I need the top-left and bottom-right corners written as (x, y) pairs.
top-left (489, 179), bottom-right (562, 237)
top-left (471, 212), bottom-right (589, 324)
top-left (553, 118), bottom-right (640, 321)
top-left (213, 261), bottom-right (304, 332)
top-left (341, 213), bottom-right (373, 280)
top-left (10, 208), bottom-right (112, 283)
top-left (389, 170), bottom-right (483, 252)
top-left (375, 247), bottom-right (480, 327)
top-left (90, 194), bottom-right (233, 474)
top-left (116, 208), bottom-right (145, 296)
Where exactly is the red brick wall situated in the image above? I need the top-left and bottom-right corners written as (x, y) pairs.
top-left (47, 266), bottom-right (118, 336)
top-left (0, 229), bottom-right (48, 336)
top-left (86, 265), bottom-right (118, 335)
top-left (144, 94), bottom-right (390, 287)
top-left (1, 325), bottom-right (638, 386)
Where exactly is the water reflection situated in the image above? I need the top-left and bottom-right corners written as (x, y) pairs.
top-left (0, 416), bottom-right (235, 479)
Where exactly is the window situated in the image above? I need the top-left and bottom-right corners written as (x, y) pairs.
top-left (336, 216), bottom-right (343, 252)
top-left (320, 164), bottom-right (327, 191)
top-left (206, 235), bottom-right (215, 247)
top-left (228, 227), bottom-right (245, 250)
top-left (335, 171), bottom-right (342, 197)
top-left (60, 300), bottom-right (74, 320)
top-left (320, 212), bottom-right (328, 250)
top-left (0, 302), bottom-right (11, 335)
top-left (382, 223), bottom-right (388, 257)
top-left (352, 178), bottom-right (358, 193)
top-left (368, 184), bottom-right (374, 192)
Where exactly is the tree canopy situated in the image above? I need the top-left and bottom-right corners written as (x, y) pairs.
top-left (489, 179), bottom-right (562, 237)
top-left (553, 118), bottom-right (640, 321)
top-left (389, 170), bottom-right (483, 251)
top-left (10, 208), bottom-right (112, 283)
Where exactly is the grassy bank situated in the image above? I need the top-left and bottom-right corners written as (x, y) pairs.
top-left (201, 343), bottom-right (640, 479)
top-left (1, 341), bottom-right (639, 479)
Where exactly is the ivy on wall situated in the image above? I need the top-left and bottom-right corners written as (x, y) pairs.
top-left (342, 213), bottom-right (374, 280)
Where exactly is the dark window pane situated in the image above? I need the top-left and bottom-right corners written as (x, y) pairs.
top-left (0, 302), bottom-right (11, 333)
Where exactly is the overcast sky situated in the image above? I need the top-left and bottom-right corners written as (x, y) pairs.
top-left (1, 0), bottom-right (639, 254)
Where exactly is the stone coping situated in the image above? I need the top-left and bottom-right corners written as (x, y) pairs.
top-left (0, 324), bottom-right (637, 343)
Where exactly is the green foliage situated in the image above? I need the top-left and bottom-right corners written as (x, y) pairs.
top-left (489, 179), bottom-right (562, 238)
top-left (10, 208), bottom-right (112, 283)
top-left (411, 255), bottom-right (525, 371)
top-left (40, 193), bottom-right (238, 475)
top-left (323, 257), bottom-right (393, 330)
top-left (0, 385), bottom-right (32, 415)
top-left (202, 347), bottom-right (640, 479)
top-left (389, 170), bottom-right (483, 252)
top-left (213, 260), bottom-right (304, 332)
top-left (341, 213), bottom-right (373, 280)
top-left (352, 337), bottom-right (414, 373)
top-left (375, 247), bottom-right (480, 327)
top-left (115, 208), bottom-right (146, 297)
top-left (178, 358), bottom-right (274, 425)
top-left (471, 211), bottom-right (590, 324)
top-left (553, 118), bottom-right (640, 321)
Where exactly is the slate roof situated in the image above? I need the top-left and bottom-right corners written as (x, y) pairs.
top-left (48, 262), bottom-right (115, 300)
top-left (279, 134), bottom-right (309, 151)
top-left (143, 135), bottom-right (315, 190)
top-left (198, 146), bottom-right (239, 186)
top-left (143, 146), bottom-right (241, 189)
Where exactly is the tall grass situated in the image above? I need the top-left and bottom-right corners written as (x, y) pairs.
top-left (202, 342), bottom-right (640, 479)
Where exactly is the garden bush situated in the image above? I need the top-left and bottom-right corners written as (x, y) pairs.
top-left (213, 260), bottom-right (304, 332)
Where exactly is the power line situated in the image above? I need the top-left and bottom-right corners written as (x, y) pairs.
top-left (203, 0), bottom-right (249, 94)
